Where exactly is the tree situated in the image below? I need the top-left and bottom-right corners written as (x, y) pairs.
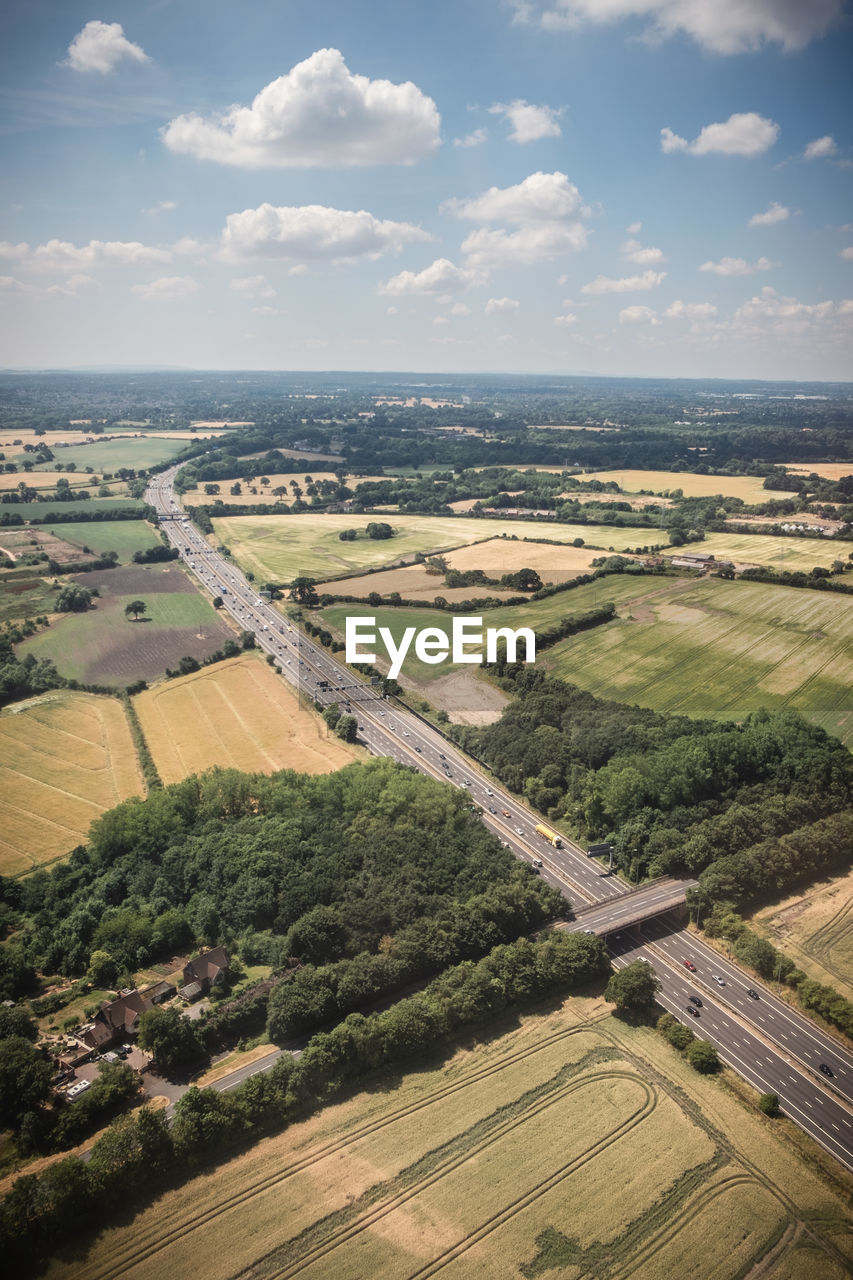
top-left (604, 961), bottom-right (660, 1013)
top-left (124, 600), bottom-right (147, 621)
top-left (758, 1092), bottom-right (779, 1116)
top-left (0, 1037), bottom-right (52, 1130)
top-left (138, 1006), bottom-right (204, 1074)
top-left (324, 703), bottom-right (341, 730)
top-left (338, 528), bottom-right (357, 541)
top-left (204, 484), bottom-right (220, 496)
top-left (0, 1006), bottom-right (38, 1042)
top-left (366, 521), bottom-right (393, 540)
top-left (686, 1039), bottom-right (719, 1073)
top-left (290, 576), bottom-right (319, 606)
top-left (87, 949), bottom-right (118, 989)
top-left (336, 714), bottom-right (358, 743)
top-left (55, 584), bottom-right (93, 613)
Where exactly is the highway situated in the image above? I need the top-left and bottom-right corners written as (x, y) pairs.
top-left (146, 465), bottom-right (853, 1172)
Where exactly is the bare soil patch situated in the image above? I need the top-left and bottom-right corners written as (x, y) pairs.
top-left (79, 564), bottom-right (197, 595)
top-left (408, 667), bottom-right (510, 726)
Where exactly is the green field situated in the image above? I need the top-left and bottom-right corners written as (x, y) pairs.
top-left (4, 496), bottom-right (144, 521)
top-left (42, 436), bottom-right (188, 472)
top-left (543, 575), bottom-right (853, 746)
top-left (212, 512), bottom-right (644, 584)
top-left (679, 530), bottom-right (850, 572)
top-left (43, 519), bottom-right (161, 562)
top-left (18, 564), bottom-right (233, 684)
top-left (0, 572), bottom-right (56, 625)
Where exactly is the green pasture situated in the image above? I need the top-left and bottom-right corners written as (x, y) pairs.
top-left (6, 496), bottom-right (144, 521)
top-left (38, 436), bottom-right (188, 473)
top-left (679, 530), bottom-right (851, 571)
top-left (45, 520), bottom-right (160, 562)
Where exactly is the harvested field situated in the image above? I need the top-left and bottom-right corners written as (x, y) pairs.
top-left (568, 490), bottom-right (673, 509)
top-left (542, 575), bottom-right (853, 745)
top-left (17, 565), bottom-right (234, 685)
top-left (0, 526), bottom-right (99, 566)
top-left (781, 463), bottom-right (853, 482)
top-left (45, 1001), bottom-right (852, 1280)
top-left (577, 469), bottom-right (773, 503)
top-left (213, 513), bottom-right (642, 584)
top-left (182, 475), bottom-right (392, 505)
top-left (750, 868), bottom-right (853, 1001)
top-left (678, 530), bottom-right (848, 571)
top-left (135, 652), bottom-right (360, 783)
top-left (316, 562), bottom-right (526, 604)
top-left (444, 536), bottom-right (601, 582)
top-left (0, 691), bottom-right (143, 875)
top-left (0, 470), bottom-right (96, 491)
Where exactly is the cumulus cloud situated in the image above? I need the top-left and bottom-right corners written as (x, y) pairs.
top-left (803, 134), bottom-right (838, 160)
top-left (621, 237), bottom-right (666, 264)
top-left (619, 305), bottom-right (660, 325)
top-left (141, 200), bottom-right (177, 216)
top-left (446, 171), bottom-right (585, 223)
top-left (230, 275), bottom-right (276, 298)
top-left (508, 1), bottom-right (842, 54)
top-left (485, 296), bottom-right (520, 314)
top-left (449, 302), bottom-right (471, 316)
top-left (453, 128), bottom-right (488, 148)
top-left (220, 203), bottom-right (430, 262)
top-left (46, 274), bottom-right (99, 297)
top-left (63, 21), bottom-right (149, 74)
top-left (665, 300), bottom-right (718, 319)
top-left (841, 247), bottom-right (853, 260)
top-left (661, 113), bottom-right (779, 157)
top-left (626, 221), bottom-right (642, 234)
top-left (553, 312), bottom-right (578, 326)
top-left (730, 287), bottom-right (852, 341)
top-left (162, 48), bottom-right (440, 168)
top-left (377, 258), bottom-right (484, 295)
top-left (581, 269), bottom-right (665, 294)
top-left (131, 275), bottom-right (200, 302)
top-left (749, 201), bottom-right (789, 226)
top-left (462, 222), bottom-right (588, 270)
top-left (699, 255), bottom-right (774, 276)
top-left (0, 239), bottom-right (171, 273)
top-left (0, 276), bottom-right (25, 293)
top-left (488, 100), bottom-right (562, 143)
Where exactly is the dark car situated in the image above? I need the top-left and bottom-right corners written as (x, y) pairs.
top-left (685, 1006), bottom-right (700, 1018)
top-left (746, 988), bottom-right (759, 999)
top-left (689, 995), bottom-right (702, 1007)
top-left (819, 1063), bottom-right (834, 1077)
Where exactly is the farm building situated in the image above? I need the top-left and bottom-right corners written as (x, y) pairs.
top-left (669, 553), bottom-right (733, 571)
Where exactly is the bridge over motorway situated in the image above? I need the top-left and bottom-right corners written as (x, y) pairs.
top-left (559, 877), bottom-right (698, 937)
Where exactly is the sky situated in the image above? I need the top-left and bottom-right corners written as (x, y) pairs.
top-left (1, 0), bottom-right (852, 380)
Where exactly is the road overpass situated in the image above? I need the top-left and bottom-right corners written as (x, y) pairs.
top-left (561, 877), bottom-right (698, 936)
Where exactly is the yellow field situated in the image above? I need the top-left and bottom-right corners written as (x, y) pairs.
top-left (445, 536), bottom-right (602, 582)
top-left (182, 476), bottom-right (392, 505)
top-left (0, 470), bottom-right (98, 491)
top-left (578, 469), bottom-right (774, 503)
top-left (212, 513), bottom-right (642, 584)
top-left (46, 1000), bottom-right (852, 1280)
top-left (678, 530), bottom-right (848, 571)
top-left (134, 652), bottom-right (360, 784)
top-left (751, 868), bottom-right (853, 1001)
top-left (782, 463), bottom-right (853, 482)
top-left (316, 561), bottom-right (526, 603)
top-left (0, 692), bottom-right (144, 876)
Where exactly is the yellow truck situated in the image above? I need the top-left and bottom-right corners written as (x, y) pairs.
top-left (535, 823), bottom-right (563, 849)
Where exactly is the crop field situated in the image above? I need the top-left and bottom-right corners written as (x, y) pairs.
top-left (134, 652), bottom-right (360, 784)
top-left (45, 1001), bottom-right (853, 1280)
top-left (576, 469), bottom-right (774, 503)
top-left (543, 575), bottom-right (853, 746)
top-left (316, 562), bottom-right (526, 604)
top-left (18, 564), bottom-right (234, 685)
top-left (0, 470), bottom-right (98, 491)
top-left (1, 495), bottom-right (142, 521)
top-left (445, 537), bottom-right (602, 582)
top-left (0, 691), bottom-right (143, 876)
top-left (750, 868), bottom-right (853, 1001)
top-left (213, 513), bottom-right (643, 584)
top-left (781, 462), bottom-right (853, 482)
top-left (0, 525), bottom-right (101, 567)
top-left (182, 476), bottom-right (392, 505)
top-left (0, 571), bottom-right (56, 624)
top-left (678, 530), bottom-right (848, 571)
top-left (42, 519), bottom-right (161, 562)
top-left (46, 436), bottom-right (189, 472)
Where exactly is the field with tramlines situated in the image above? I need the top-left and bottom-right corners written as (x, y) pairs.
top-left (45, 1001), bottom-right (853, 1280)
top-left (0, 691), bottom-right (143, 875)
top-left (750, 869), bottom-right (853, 1001)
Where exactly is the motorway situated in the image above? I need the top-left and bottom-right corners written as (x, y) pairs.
top-left (146, 465), bottom-right (853, 1173)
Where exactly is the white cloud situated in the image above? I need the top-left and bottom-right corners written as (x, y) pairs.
top-left (553, 312), bottom-right (578, 326)
top-left (230, 275), bottom-right (276, 298)
top-left (665, 300), bottom-right (718, 319)
top-left (386, 305), bottom-right (399, 315)
top-left (619, 305), bottom-right (660, 325)
top-left (131, 275), bottom-right (200, 302)
top-left (220, 203), bottom-right (430, 262)
top-left (377, 258), bottom-right (484, 296)
top-left (63, 21), bottom-right (149, 74)
top-left (433, 315), bottom-right (451, 326)
top-left (485, 296), bottom-right (520, 314)
top-left (449, 302), bottom-right (471, 316)
top-left (626, 221), bottom-right (642, 234)
top-left (509, 2), bottom-right (842, 54)
top-left (488, 100), bottom-right (562, 143)
top-left (252, 305), bottom-right (281, 316)
top-left (0, 239), bottom-right (171, 273)
top-left (162, 48), bottom-right (440, 168)
top-left (46, 273), bottom-right (99, 297)
top-left (841, 247), bottom-right (853, 261)
top-left (453, 128), bottom-right (487, 148)
top-left (581, 269), bottom-right (666, 293)
top-left (699, 255), bottom-right (774, 276)
top-left (661, 113), bottom-right (779, 157)
top-left (749, 202), bottom-right (789, 226)
top-left (730, 286), bottom-right (850, 338)
top-left (0, 276), bottom-right (25, 293)
top-left (621, 237), bottom-right (666, 264)
top-left (446, 171), bottom-right (585, 223)
top-left (141, 200), bottom-right (177, 216)
top-left (462, 222), bottom-right (588, 270)
top-left (803, 134), bottom-right (838, 160)
top-left (288, 264), bottom-right (308, 276)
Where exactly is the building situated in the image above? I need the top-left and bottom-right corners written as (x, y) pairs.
top-left (178, 947), bottom-right (229, 1001)
top-left (78, 979), bottom-right (176, 1050)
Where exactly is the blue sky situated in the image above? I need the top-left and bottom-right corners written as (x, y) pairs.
top-left (1, 0), bottom-right (851, 378)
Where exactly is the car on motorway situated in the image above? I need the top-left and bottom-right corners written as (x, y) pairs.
top-left (439, 753), bottom-right (445, 760)
top-left (502, 809), bottom-right (511, 818)
top-left (819, 1063), bottom-right (834, 1077)
top-left (683, 960), bottom-right (697, 972)
top-left (515, 827), bottom-right (524, 836)
top-left (712, 975), bottom-right (726, 986)
top-left (532, 858), bottom-right (543, 867)
top-left (485, 788), bottom-right (494, 795)
top-left (685, 1006), bottom-right (700, 1018)
top-left (688, 995), bottom-right (702, 1007)
top-left (745, 988), bottom-right (759, 999)
top-left (488, 807), bottom-right (496, 814)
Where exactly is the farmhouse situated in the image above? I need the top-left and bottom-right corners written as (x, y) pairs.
top-left (78, 978), bottom-right (177, 1050)
top-left (179, 946), bottom-right (229, 1001)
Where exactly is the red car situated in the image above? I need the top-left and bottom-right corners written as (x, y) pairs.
top-left (683, 959), bottom-right (697, 972)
